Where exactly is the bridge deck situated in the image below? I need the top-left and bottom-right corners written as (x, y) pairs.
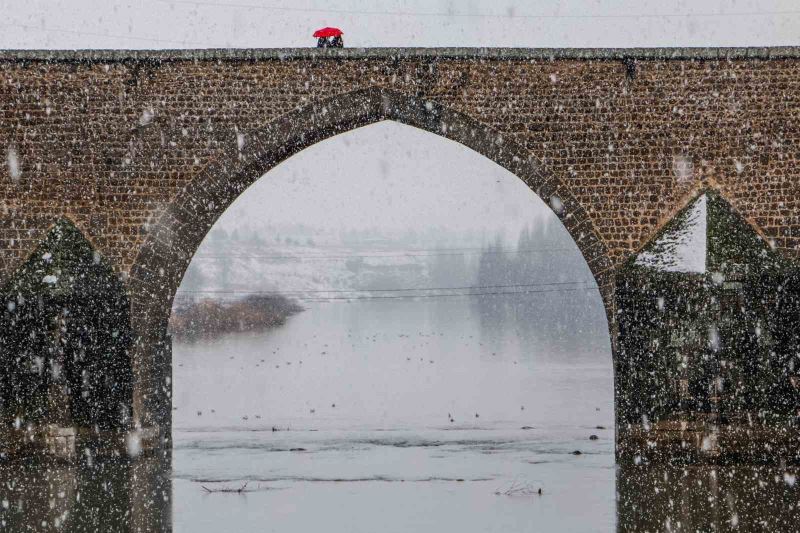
top-left (0, 46), bottom-right (799, 62)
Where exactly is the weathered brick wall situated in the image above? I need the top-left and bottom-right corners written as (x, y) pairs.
top-left (1, 46), bottom-right (799, 439)
top-left (0, 46), bottom-right (799, 315)
top-left (1, 48), bottom-right (798, 289)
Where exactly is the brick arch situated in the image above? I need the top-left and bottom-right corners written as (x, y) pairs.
top-left (126, 86), bottom-right (615, 429)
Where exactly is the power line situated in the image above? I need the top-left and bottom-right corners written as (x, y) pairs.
top-left (176, 280), bottom-right (594, 294)
top-left (7, 5), bottom-right (793, 51)
top-left (272, 286), bottom-right (597, 302)
top-left (6, 4), bottom-right (797, 49)
top-left (174, 279), bottom-right (596, 296)
top-left (174, 286), bottom-right (597, 303)
top-left (0, 21), bottom-right (206, 46)
top-left (155, 0), bottom-right (800, 21)
top-left (191, 246), bottom-right (579, 261)
top-left (198, 243), bottom-right (569, 254)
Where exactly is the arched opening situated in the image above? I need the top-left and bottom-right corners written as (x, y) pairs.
top-left (127, 87), bottom-right (615, 434)
top-left (615, 190), bottom-right (800, 462)
top-left (164, 119), bottom-right (614, 530)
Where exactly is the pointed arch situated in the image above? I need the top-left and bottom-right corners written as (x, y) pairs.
top-left (126, 86), bottom-right (615, 428)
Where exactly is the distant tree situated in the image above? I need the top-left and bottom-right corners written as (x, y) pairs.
top-left (431, 248), bottom-right (468, 287)
top-left (209, 227), bottom-right (229, 242)
top-left (477, 235), bottom-right (509, 286)
top-left (181, 263), bottom-right (206, 292)
top-left (250, 231), bottom-right (264, 246)
top-left (219, 258), bottom-right (232, 289)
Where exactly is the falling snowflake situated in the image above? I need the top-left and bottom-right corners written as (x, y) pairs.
top-left (6, 146), bottom-right (20, 183)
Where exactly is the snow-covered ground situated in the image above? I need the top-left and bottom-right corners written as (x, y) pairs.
top-left (174, 222), bottom-right (587, 306)
top-left (179, 241), bottom-right (443, 297)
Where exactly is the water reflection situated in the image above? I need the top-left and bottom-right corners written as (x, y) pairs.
top-left (1, 456), bottom-right (797, 532)
top-left (1, 292), bottom-right (797, 531)
top-left (617, 463), bottom-right (799, 532)
top-left (472, 290), bottom-right (609, 364)
top-left (0, 455), bottom-right (171, 532)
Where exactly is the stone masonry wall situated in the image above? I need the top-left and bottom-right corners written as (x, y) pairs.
top-left (1, 46), bottom-right (799, 449)
top-left (0, 48), bottom-right (798, 288)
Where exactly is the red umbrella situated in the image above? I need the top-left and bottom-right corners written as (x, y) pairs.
top-left (313, 27), bottom-right (343, 38)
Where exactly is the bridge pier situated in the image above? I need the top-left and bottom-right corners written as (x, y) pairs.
top-left (614, 192), bottom-right (800, 465)
top-left (0, 453), bottom-right (172, 532)
top-left (130, 328), bottom-right (173, 456)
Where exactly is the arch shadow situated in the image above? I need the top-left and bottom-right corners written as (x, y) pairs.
top-left (126, 86), bottom-right (615, 428)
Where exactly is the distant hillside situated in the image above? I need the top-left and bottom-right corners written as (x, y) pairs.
top-left (174, 223), bottom-right (591, 307)
top-left (176, 226), bottom-right (484, 298)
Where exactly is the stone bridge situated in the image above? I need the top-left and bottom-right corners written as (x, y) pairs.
top-left (1, 47), bottom-right (799, 463)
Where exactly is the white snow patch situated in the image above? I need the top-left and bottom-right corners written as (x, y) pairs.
top-left (139, 107), bottom-right (154, 126)
top-left (672, 155), bottom-right (693, 183)
top-left (6, 146), bottom-right (20, 183)
top-left (126, 431), bottom-right (142, 458)
top-left (635, 194), bottom-right (707, 273)
top-left (549, 195), bottom-right (564, 216)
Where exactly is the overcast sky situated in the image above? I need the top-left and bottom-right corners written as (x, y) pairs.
top-left (3, 1), bottom-right (798, 239)
top-left (2, 0), bottom-right (798, 49)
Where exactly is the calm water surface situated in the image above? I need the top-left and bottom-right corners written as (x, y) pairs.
top-left (172, 294), bottom-right (614, 532)
top-left (1, 295), bottom-right (798, 531)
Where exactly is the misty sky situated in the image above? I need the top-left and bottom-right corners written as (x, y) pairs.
top-left (2, 1), bottom-right (798, 48)
top-left (220, 122), bottom-right (550, 236)
top-left (3, 1), bottom-right (798, 239)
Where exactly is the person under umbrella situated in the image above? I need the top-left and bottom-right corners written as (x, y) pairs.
top-left (313, 27), bottom-right (343, 48)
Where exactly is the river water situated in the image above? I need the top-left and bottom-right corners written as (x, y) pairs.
top-left (172, 293), bottom-right (615, 532)
top-left (1, 294), bottom-right (798, 531)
